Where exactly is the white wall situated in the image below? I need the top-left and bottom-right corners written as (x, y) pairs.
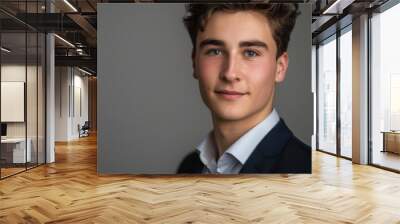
top-left (72, 72), bottom-right (89, 138)
top-left (55, 66), bottom-right (70, 141)
top-left (1, 64), bottom-right (37, 138)
top-left (55, 66), bottom-right (89, 141)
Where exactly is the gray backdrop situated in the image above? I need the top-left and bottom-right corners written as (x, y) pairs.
top-left (97, 3), bottom-right (312, 174)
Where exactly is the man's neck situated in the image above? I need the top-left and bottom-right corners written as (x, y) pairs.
top-left (212, 107), bottom-right (273, 158)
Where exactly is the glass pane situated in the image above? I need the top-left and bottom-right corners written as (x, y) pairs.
top-left (340, 29), bottom-right (352, 158)
top-left (371, 3), bottom-right (400, 171)
top-left (1, 31), bottom-right (27, 178)
top-left (318, 36), bottom-right (337, 154)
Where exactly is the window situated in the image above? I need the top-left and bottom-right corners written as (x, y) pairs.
top-left (339, 27), bottom-right (352, 158)
top-left (370, 2), bottom-right (400, 171)
top-left (318, 35), bottom-right (337, 155)
top-left (0, 1), bottom-right (47, 179)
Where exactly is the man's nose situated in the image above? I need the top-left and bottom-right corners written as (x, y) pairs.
top-left (220, 53), bottom-right (241, 82)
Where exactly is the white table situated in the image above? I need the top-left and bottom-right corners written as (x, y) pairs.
top-left (1, 138), bottom-right (32, 163)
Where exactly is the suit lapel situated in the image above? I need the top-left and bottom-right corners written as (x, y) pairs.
top-left (192, 153), bottom-right (205, 173)
top-left (240, 119), bottom-right (293, 173)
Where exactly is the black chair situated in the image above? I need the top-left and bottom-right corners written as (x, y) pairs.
top-left (78, 121), bottom-right (90, 138)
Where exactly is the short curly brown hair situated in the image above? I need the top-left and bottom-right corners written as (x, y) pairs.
top-left (183, 3), bottom-right (300, 58)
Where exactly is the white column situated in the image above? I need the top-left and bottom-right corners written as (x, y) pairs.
top-left (46, 1), bottom-right (55, 163)
top-left (352, 14), bottom-right (369, 164)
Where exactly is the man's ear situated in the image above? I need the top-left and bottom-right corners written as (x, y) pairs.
top-left (192, 49), bottom-right (198, 79)
top-left (275, 52), bottom-right (289, 83)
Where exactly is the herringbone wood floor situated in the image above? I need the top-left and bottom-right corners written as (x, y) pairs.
top-left (1, 134), bottom-right (400, 223)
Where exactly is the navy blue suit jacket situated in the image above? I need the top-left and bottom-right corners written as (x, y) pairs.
top-left (177, 119), bottom-right (311, 174)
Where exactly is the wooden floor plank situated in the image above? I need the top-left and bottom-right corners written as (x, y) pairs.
top-left (1, 134), bottom-right (400, 223)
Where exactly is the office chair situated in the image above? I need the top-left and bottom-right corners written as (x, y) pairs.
top-left (79, 121), bottom-right (90, 138)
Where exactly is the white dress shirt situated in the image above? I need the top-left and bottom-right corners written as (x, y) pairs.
top-left (196, 109), bottom-right (280, 174)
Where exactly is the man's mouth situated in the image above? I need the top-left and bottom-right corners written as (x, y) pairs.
top-left (215, 90), bottom-right (248, 100)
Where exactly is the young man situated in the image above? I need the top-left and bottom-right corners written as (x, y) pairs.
top-left (177, 3), bottom-right (311, 174)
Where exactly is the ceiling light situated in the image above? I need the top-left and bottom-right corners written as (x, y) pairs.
top-left (54, 34), bottom-right (75, 48)
top-left (63, 0), bottom-right (78, 12)
top-left (1, 47), bottom-right (11, 53)
top-left (322, 0), bottom-right (352, 15)
top-left (78, 67), bottom-right (93, 76)
top-left (323, 0), bottom-right (341, 14)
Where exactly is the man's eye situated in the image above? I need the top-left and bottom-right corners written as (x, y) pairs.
top-left (244, 50), bottom-right (259, 57)
top-left (205, 49), bottom-right (222, 56)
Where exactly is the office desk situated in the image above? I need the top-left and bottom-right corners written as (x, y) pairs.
top-left (1, 138), bottom-right (32, 163)
top-left (382, 131), bottom-right (400, 154)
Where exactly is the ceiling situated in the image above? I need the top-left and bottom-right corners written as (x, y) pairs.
top-left (0, 0), bottom-right (393, 75)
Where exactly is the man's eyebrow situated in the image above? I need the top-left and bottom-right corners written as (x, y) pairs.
top-left (199, 39), bottom-right (225, 49)
top-left (239, 40), bottom-right (268, 49)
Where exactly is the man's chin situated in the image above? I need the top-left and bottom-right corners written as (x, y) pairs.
top-left (213, 111), bottom-right (247, 122)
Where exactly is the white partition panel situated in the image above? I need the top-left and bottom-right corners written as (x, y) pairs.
top-left (1, 82), bottom-right (25, 122)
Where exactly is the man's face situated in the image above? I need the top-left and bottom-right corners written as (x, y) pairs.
top-left (193, 10), bottom-right (288, 122)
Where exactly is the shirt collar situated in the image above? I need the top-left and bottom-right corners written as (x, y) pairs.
top-left (196, 108), bottom-right (280, 167)
top-left (196, 131), bottom-right (217, 169)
